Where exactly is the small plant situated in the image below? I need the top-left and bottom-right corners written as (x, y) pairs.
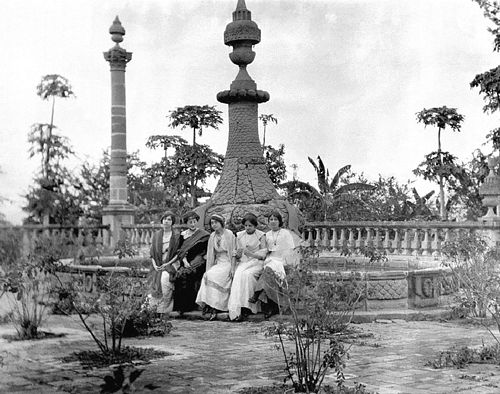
top-left (268, 246), bottom-right (364, 393)
top-left (426, 343), bottom-right (500, 369)
top-left (50, 240), bottom-right (170, 367)
top-left (122, 299), bottom-right (173, 337)
top-left (2, 235), bottom-right (66, 339)
top-left (441, 233), bottom-right (500, 343)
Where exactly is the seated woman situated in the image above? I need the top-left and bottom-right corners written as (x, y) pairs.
top-left (228, 213), bottom-right (267, 321)
top-left (249, 210), bottom-right (297, 318)
top-left (166, 211), bottom-right (210, 314)
top-left (149, 211), bottom-right (181, 314)
top-left (196, 214), bottom-right (236, 321)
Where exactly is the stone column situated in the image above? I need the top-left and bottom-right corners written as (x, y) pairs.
top-left (102, 16), bottom-right (135, 247)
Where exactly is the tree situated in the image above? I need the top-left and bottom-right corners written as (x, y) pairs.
top-left (470, 2), bottom-right (500, 153)
top-left (259, 113), bottom-right (277, 147)
top-left (36, 75), bottom-right (74, 180)
top-left (308, 156), bottom-right (375, 220)
top-left (167, 105), bottom-right (223, 206)
top-left (415, 106), bottom-right (464, 220)
top-left (264, 144), bottom-right (287, 187)
top-left (280, 157), bottom-right (374, 221)
top-left (167, 105), bottom-right (222, 147)
top-left (24, 125), bottom-right (81, 225)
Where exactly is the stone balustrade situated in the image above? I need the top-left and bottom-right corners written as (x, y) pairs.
top-left (121, 224), bottom-right (162, 248)
top-left (121, 224), bottom-right (189, 249)
top-left (302, 221), bottom-right (500, 257)
top-left (0, 224), bottom-right (111, 257)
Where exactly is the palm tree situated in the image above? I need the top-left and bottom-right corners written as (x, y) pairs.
top-left (308, 156), bottom-right (376, 220)
top-left (36, 74), bottom-right (74, 180)
top-left (167, 105), bottom-right (223, 206)
top-left (259, 114), bottom-right (277, 147)
top-left (282, 156), bottom-right (375, 221)
top-left (168, 105), bottom-right (223, 147)
top-left (416, 106), bottom-right (464, 220)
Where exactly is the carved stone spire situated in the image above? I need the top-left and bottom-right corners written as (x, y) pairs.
top-left (211, 0), bottom-right (278, 205)
top-left (195, 1), bottom-right (302, 232)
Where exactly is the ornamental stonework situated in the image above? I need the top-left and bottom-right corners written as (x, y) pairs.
top-left (367, 279), bottom-right (408, 300)
top-left (224, 23), bottom-right (261, 44)
top-left (103, 47), bottom-right (132, 68)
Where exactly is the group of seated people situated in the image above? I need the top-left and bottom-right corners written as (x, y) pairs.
top-left (149, 209), bottom-right (298, 321)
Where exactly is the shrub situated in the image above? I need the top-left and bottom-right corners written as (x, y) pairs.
top-left (441, 233), bottom-right (500, 337)
top-left (269, 246), bottom-right (365, 393)
top-left (1, 235), bottom-right (66, 339)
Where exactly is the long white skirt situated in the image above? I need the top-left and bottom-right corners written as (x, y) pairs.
top-left (196, 260), bottom-right (232, 311)
top-left (149, 271), bottom-right (174, 314)
top-left (228, 259), bottom-right (264, 320)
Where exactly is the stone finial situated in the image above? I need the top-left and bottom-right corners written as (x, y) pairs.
top-left (479, 156), bottom-right (500, 221)
top-left (109, 16), bottom-right (125, 44)
top-left (104, 16), bottom-right (132, 69)
top-left (233, 0), bottom-right (251, 21)
top-left (219, 0), bottom-right (268, 102)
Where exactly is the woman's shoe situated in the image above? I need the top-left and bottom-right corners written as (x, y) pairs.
top-left (209, 312), bottom-right (217, 321)
top-left (202, 306), bottom-right (210, 316)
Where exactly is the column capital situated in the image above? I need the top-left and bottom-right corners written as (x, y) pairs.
top-left (104, 46), bottom-right (132, 70)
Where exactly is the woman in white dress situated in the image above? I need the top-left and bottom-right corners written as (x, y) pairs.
top-left (228, 213), bottom-right (267, 321)
top-left (196, 214), bottom-right (236, 320)
top-left (249, 210), bottom-right (297, 318)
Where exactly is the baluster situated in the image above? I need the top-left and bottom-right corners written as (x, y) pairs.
top-left (421, 229), bottom-right (431, 256)
top-left (303, 228), bottom-right (312, 247)
top-left (431, 228), bottom-right (440, 257)
top-left (331, 228), bottom-right (338, 251)
top-left (314, 227), bottom-right (321, 248)
top-left (303, 228), bottom-right (310, 246)
top-left (145, 229), bottom-right (153, 246)
top-left (141, 228), bottom-right (148, 246)
top-left (355, 227), bottom-right (364, 251)
top-left (365, 227), bottom-right (373, 247)
top-left (374, 228), bottom-right (381, 250)
top-left (339, 228), bottom-right (347, 250)
top-left (411, 229), bottom-right (421, 255)
top-left (348, 228), bottom-right (355, 251)
top-left (392, 229), bottom-right (401, 254)
top-left (21, 228), bottom-right (31, 256)
top-left (322, 227), bottom-right (330, 248)
top-left (383, 229), bottom-right (391, 253)
top-left (402, 229), bottom-right (411, 255)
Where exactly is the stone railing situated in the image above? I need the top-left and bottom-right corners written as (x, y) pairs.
top-left (0, 224), bottom-right (111, 257)
top-left (302, 221), bottom-right (500, 257)
top-left (121, 224), bottom-right (189, 250)
top-left (121, 224), bottom-right (162, 249)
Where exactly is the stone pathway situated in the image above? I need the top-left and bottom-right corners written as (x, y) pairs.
top-left (1, 315), bottom-right (500, 393)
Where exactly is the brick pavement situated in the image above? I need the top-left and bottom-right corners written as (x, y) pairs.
top-left (1, 315), bottom-right (500, 393)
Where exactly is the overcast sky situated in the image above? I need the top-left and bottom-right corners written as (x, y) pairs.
top-left (0, 0), bottom-right (498, 224)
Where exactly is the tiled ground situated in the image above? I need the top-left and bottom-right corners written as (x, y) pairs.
top-left (0, 315), bottom-right (499, 393)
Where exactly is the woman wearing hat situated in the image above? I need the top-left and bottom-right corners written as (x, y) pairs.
top-left (149, 211), bottom-right (182, 314)
top-left (196, 214), bottom-right (236, 320)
